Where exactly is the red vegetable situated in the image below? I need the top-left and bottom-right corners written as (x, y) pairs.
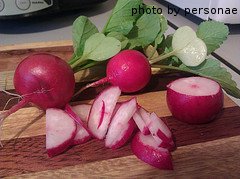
top-left (167, 77), bottom-right (224, 124)
top-left (0, 53), bottom-right (75, 123)
top-left (77, 50), bottom-right (151, 94)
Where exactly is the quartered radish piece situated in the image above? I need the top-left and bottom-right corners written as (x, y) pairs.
top-left (139, 107), bottom-right (174, 150)
top-left (65, 105), bottom-right (91, 145)
top-left (133, 110), bottom-right (150, 135)
top-left (88, 86), bottom-right (121, 139)
top-left (46, 108), bottom-right (77, 157)
top-left (149, 113), bottom-right (175, 150)
top-left (131, 132), bottom-right (173, 170)
top-left (172, 26), bottom-right (207, 67)
top-left (105, 98), bottom-right (137, 149)
top-left (71, 104), bottom-right (91, 122)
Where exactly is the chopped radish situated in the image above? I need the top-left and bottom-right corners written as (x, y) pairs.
top-left (46, 108), bottom-right (77, 157)
top-left (139, 107), bottom-right (174, 150)
top-left (71, 104), bottom-right (91, 122)
top-left (167, 77), bottom-right (224, 124)
top-left (131, 132), bottom-right (173, 170)
top-left (65, 105), bottom-right (91, 145)
top-left (88, 86), bottom-right (121, 139)
top-left (105, 98), bottom-right (137, 149)
top-left (133, 110), bottom-right (150, 135)
top-left (149, 113), bottom-right (175, 150)
top-left (72, 125), bottom-right (91, 145)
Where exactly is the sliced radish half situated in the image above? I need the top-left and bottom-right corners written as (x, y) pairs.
top-left (46, 108), bottom-right (77, 157)
top-left (105, 98), bottom-right (137, 149)
top-left (88, 86), bottom-right (121, 139)
top-left (131, 132), bottom-right (173, 170)
top-left (65, 105), bottom-right (91, 145)
top-left (133, 110), bottom-right (150, 135)
top-left (167, 77), bottom-right (223, 124)
top-left (71, 104), bottom-right (91, 122)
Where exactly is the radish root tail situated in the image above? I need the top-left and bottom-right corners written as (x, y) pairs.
top-left (74, 77), bottom-right (110, 97)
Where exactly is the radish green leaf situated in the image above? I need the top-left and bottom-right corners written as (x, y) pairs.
top-left (197, 21), bottom-right (229, 55)
top-left (82, 33), bottom-right (121, 61)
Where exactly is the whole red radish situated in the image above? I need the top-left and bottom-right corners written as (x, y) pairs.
top-left (77, 50), bottom-right (151, 94)
top-left (1, 53), bottom-right (75, 123)
top-left (167, 77), bottom-right (223, 124)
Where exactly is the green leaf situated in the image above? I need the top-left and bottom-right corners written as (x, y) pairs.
top-left (179, 59), bottom-right (240, 98)
top-left (82, 33), bottom-right (121, 61)
top-left (107, 31), bottom-right (129, 49)
top-left (197, 21), bottom-right (229, 55)
top-left (155, 14), bottom-right (168, 46)
top-left (102, 0), bottom-right (143, 35)
top-left (72, 16), bottom-right (98, 57)
top-left (127, 13), bottom-right (161, 49)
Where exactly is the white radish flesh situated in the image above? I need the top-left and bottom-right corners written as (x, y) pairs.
top-left (46, 108), bottom-right (77, 157)
top-left (149, 112), bottom-right (175, 150)
top-left (105, 98), bottom-right (137, 149)
top-left (133, 110), bottom-right (150, 135)
top-left (139, 107), bottom-right (175, 150)
top-left (88, 86), bottom-right (121, 139)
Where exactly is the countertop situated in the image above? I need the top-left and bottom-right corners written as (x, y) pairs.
top-left (0, 0), bottom-right (239, 105)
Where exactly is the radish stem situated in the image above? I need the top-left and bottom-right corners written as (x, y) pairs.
top-left (0, 98), bottom-right (29, 124)
top-left (149, 50), bottom-right (176, 65)
top-left (74, 77), bottom-right (110, 97)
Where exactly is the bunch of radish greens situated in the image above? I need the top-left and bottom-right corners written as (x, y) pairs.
top-left (69, 0), bottom-right (240, 99)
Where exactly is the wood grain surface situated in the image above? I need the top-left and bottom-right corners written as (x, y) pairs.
top-left (0, 41), bottom-right (240, 178)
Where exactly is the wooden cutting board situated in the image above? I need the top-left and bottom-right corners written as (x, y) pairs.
top-left (0, 42), bottom-right (240, 178)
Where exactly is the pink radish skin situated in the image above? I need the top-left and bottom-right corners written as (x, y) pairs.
top-left (71, 104), bottom-right (91, 123)
top-left (65, 105), bottom-right (92, 145)
top-left (167, 77), bottom-right (224, 124)
top-left (105, 98), bottom-right (137, 149)
top-left (88, 86), bottom-right (121, 139)
top-left (139, 108), bottom-right (175, 150)
top-left (46, 108), bottom-right (77, 157)
top-left (77, 50), bottom-right (151, 94)
top-left (131, 132), bottom-right (173, 170)
top-left (1, 53), bottom-right (75, 123)
top-left (133, 110), bottom-right (150, 135)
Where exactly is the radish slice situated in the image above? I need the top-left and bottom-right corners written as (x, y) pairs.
top-left (131, 132), bottom-right (173, 170)
top-left (105, 98), bottom-right (137, 149)
top-left (73, 125), bottom-right (92, 145)
top-left (65, 105), bottom-right (92, 145)
top-left (149, 113), bottom-right (175, 150)
top-left (139, 107), bottom-right (175, 150)
top-left (88, 86), bottom-right (121, 139)
top-left (71, 104), bottom-right (91, 122)
top-left (46, 108), bottom-right (77, 157)
top-left (133, 110), bottom-right (150, 135)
